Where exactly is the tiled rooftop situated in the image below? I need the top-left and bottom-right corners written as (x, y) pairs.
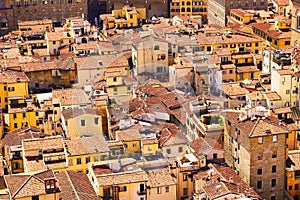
top-left (52, 88), bottom-right (91, 106)
top-left (56, 171), bottom-right (101, 200)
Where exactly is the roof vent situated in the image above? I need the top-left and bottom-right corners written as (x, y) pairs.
top-left (265, 129), bottom-right (271, 134)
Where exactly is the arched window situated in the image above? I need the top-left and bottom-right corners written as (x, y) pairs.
top-left (186, 1), bottom-right (191, 5)
top-left (187, 7), bottom-right (191, 12)
top-left (181, 7), bottom-right (185, 12)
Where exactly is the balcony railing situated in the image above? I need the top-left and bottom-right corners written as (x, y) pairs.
top-left (137, 190), bottom-right (146, 195)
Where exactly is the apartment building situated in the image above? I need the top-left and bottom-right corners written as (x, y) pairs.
top-left (0, 70), bottom-right (29, 110)
top-left (223, 110), bottom-right (289, 200)
top-left (208, 0), bottom-right (268, 26)
top-left (291, 0), bottom-right (300, 46)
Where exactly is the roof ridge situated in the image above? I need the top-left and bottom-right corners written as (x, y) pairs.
top-left (248, 118), bottom-right (261, 137)
top-left (160, 128), bottom-right (173, 146)
top-left (12, 175), bottom-right (43, 198)
top-left (65, 171), bottom-right (80, 200)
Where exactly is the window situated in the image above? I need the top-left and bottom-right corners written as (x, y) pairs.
top-left (85, 157), bottom-right (90, 163)
top-left (297, 14), bottom-right (300, 30)
top-left (148, 146), bottom-right (152, 151)
top-left (68, 0), bottom-right (72, 3)
top-left (183, 174), bottom-right (187, 181)
top-left (258, 137), bottom-right (263, 144)
top-left (154, 45), bottom-right (159, 50)
top-left (32, 196), bottom-right (39, 200)
top-left (157, 187), bottom-right (161, 194)
top-left (13, 113), bottom-right (17, 119)
top-left (133, 143), bottom-right (137, 148)
top-left (257, 168), bottom-right (262, 175)
top-left (130, 15), bottom-right (133, 19)
top-left (165, 186), bottom-right (169, 193)
top-left (3, 86), bottom-right (6, 91)
top-left (296, 184), bottom-right (299, 190)
top-left (183, 188), bottom-right (188, 196)
top-left (213, 153), bottom-right (218, 159)
top-left (286, 90), bottom-right (290, 94)
top-left (271, 179), bottom-right (276, 187)
top-left (76, 158), bottom-right (81, 164)
top-left (52, 41), bottom-right (56, 45)
top-left (127, 85), bottom-right (131, 90)
top-left (119, 186), bottom-right (127, 192)
top-left (271, 197), bottom-right (276, 200)
top-left (258, 153), bottom-right (263, 160)
top-left (272, 165), bottom-right (276, 173)
top-left (272, 150), bottom-right (277, 158)
top-left (289, 185), bottom-right (293, 190)
top-left (14, 123), bottom-right (18, 129)
top-left (113, 77), bottom-right (117, 82)
top-left (35, 112), bottom-right (39, 116)
top-left (285, 41), bottom-right (291, 46)
top-left (166, 149), bottom-right (171, 154)
top-left (178, 147), bottom-right (183, 153)
top-left (22, 113), bottom-right (26, 119)
top-left (257, 180), bottom-right (262, 189)
top-left (239, 73), bottom-right (243, 80)
top-left (94, 118), bottom-right (98, 125)
top-left (81, 120), bottom-right (85, 126)
top-left (273, 135), bottom-right (277, 143)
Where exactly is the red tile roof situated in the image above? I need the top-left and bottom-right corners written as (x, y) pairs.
top-left (56, 171), bottom-right (102, 200)
top-left (5, 170), bottom-right (57, 199)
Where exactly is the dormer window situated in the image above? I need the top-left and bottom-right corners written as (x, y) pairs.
top-left (45, 178), bottom-right (57, 192)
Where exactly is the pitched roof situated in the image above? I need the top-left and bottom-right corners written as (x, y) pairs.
top-left (159, 125), bottom-right (188, 146)
top-left (190, 137), bottom-right (223, 155)
top-left (194, 164), bottom-right (260, 199)
top-left (4, 170), bottom-right (56, 199)
top-left (21, 58), bottom-right (75, 72)
top-left (147, 168), bottom-right (177, 187)
top-left (96, 170), bottom-right (148, 186)
top-left (1, 126), bottom-right (42, 147)
top-left (23, 136), bottom-right (64, 152)
top-left (0, 70), bottom-right (29, 83)
top-left (55, 171), bottom-right (101, 200)
top-left (222, 83), bottom-right (246, 97)
top-left (223, 111), bottom-right (289, 137)
top-left (62, 108), bottom-right (100, 121)
top-left (52, 88), bottom-right (90, 106)
top-left (115, 128), bottom-right (141, 141)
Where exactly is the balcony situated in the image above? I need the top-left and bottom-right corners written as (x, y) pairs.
top-left (137, 190), bottom-right (146, 195)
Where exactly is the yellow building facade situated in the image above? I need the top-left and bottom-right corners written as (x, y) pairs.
top-left (7, 96), bottom-right (41, 131)
top-left (0, 70), bottom-right (29, 110)
top-left (101, 6), bottom-right (146, 29)
top-left (287, 150), bottom-right (300, 200)
top-left (61, 108), bottom-right (102, 138)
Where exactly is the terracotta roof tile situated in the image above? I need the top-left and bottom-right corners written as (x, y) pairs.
top-left (194, 164), bottom-right (260, 198)
top-left (222, 83), bottom-right (246, 97)
top-left (4, 170), bottom-right (56, 199)
top-left (56, 171), bottom-right (101, 200)
top-left (190, 137), bottom-right (223, 155)
top-left (62, 108), bottom-right (100, 121)
top-left (96, 170), bottom-right (148, 186)
top-left (21, 58), bottom-right (75, 72)
top-left (0, 70), bottom-right (29, 83)
top-left (1, 126), bottom-right (42, 147)
top-left (52, 88), bottom-right (91, 106)
top-left (147, 168), bottom-right (177, 187)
